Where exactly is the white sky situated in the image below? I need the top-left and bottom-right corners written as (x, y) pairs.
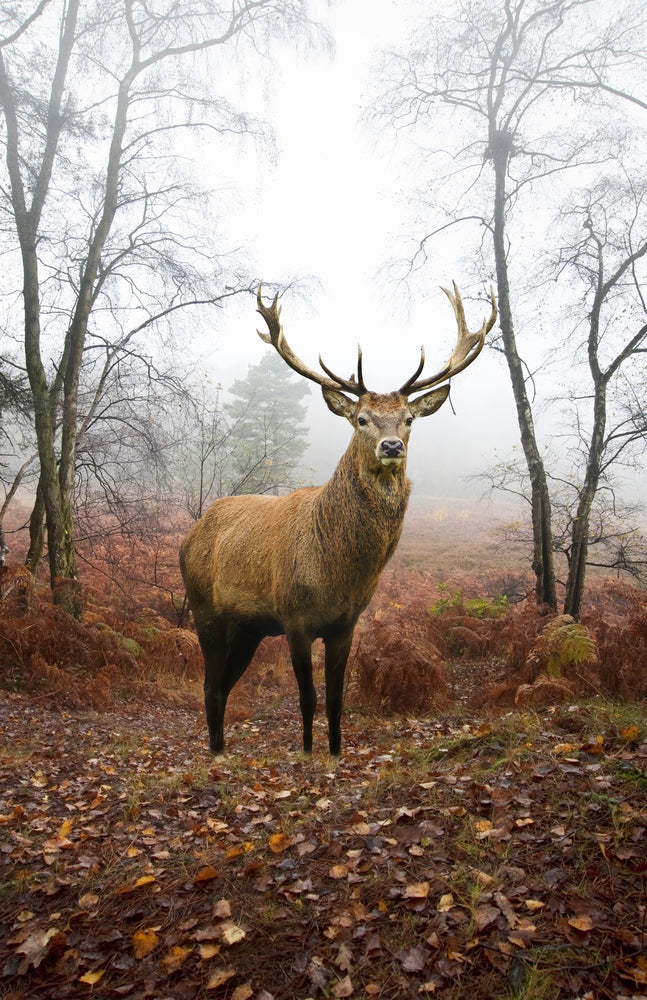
top-left (199, 0), bottom-right (520, 496)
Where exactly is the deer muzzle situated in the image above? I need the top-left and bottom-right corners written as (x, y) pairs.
top-left (376, 437), bottom-right (405, 467)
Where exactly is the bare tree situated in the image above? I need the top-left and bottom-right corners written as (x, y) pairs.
top-left (549, 175), bottom-right (647, 615)
top-left (0, 0), bottom-right (319, 614)
top-left (374, 0), bottom-right (647, 611)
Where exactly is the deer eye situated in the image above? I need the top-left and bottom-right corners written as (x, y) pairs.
top-left (405, 416), bottom-right (413, 426)
top-left (357, 415), bottom-right (368, 427)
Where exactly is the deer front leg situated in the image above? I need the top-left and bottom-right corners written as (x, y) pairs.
top-left (324, 631), bottom-right (353, 756)
top-left (287, 632), bottom-right (317, 753)
top-left (201, 622), bottom-right (261, 754)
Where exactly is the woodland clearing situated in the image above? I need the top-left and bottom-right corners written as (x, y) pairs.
top-left (0, 499), bottom-right (646, 999)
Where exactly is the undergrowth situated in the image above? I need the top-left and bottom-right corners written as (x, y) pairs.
top-left (1, 552), bottom-right (646, 716)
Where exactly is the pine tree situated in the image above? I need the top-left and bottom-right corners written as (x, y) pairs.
top-left (225, 352), bottom-right (310, 495)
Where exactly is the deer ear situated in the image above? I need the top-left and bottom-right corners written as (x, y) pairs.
top-left (322, 385), bottom-right (357, 422)
top-left (408, 384), bottom-right (451, 419)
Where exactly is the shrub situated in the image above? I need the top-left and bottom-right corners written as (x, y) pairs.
top-left (348, 607), bottom-right (449, 715)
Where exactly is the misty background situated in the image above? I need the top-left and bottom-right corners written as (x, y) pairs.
top-left (174, 0), bottom-right (520, 497)
top-left (1, 0), bottom-right (646, 617)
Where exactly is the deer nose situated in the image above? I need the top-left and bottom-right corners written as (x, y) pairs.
top-left (378, 438), bottom-right (405, 459)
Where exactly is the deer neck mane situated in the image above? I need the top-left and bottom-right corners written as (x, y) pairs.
top-left (315, 437), bottom-right (411, 551)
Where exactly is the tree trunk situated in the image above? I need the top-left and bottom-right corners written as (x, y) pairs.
top-left (563, 371), bottom-right (607, 619)
top-left (491, 135), bottom-right (557, 610)
top-left (25, 481), bottom-right (45, 574)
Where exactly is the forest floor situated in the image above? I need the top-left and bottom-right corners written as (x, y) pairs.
top-left (1, 672), bottom-right (647, 1000)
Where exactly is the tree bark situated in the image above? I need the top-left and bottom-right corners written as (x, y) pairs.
top-left (491, 134), bottom-right (557, 611)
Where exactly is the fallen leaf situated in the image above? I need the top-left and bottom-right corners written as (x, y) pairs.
top-left (404, 881), bottom-right (430, 899)
top-left (398, 945), bottom-right (427, 972)
top-left (17, 928), bottom-right (67, 968)
top-left (437, 893), bottom-right (454, 912)
top-left (213, 899), bottom-right (232, 919)
top-left (78, 969), bottom-right (105, 985)
top-left (161, 945), bottom-right (191, 972)
top-left (225, 845), bottom-right (245, 860)
top-left (206, 965), bottom-right (236, 989)
top-left (78, 892), bottom-right (99, 910)
top-left (568, 914), bottom-right (594, 932)
top-left (221, 921), bottom-right (246, 945)
top-left (332, 974), bottom-right (354, 997)
top-left (617, 954), bottom-right (647, 985)
top-left (231, 986), bottom-right (253, 1000)
top-left (475, 905), bottom-right (500, 931)
top-left (268, 832), bottom-right (292, 854)
top-left (199, 942), bottom-right (222, 960)
top-left (194, 865), bottom-right (220, 884)
top-left (133, 928), bottom-right (160, 959)
top-left (335, 941), bottom-right (353, 972)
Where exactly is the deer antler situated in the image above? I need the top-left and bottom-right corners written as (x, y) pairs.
top-left (256, 283), bottom-right (367, 396)
top-left (399, 282), bottom-right (497, 397)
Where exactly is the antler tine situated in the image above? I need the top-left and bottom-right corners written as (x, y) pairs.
top-left (256, 283), bottom-right (367, 397)
top-left (398, 346), bottom-right (426, 396)
top-left (399, 282), bottom-right (496, 397)
top-left (319, 344), bottom-right (367, 396)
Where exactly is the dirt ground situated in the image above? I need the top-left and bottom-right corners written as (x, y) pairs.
top-left (1, 674), bottom-right (646, 1000)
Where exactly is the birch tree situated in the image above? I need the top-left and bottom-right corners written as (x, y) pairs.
top-left (375, 0), bottom-right (647, 611)
top-left (0, 0), bottom-right (317, 613)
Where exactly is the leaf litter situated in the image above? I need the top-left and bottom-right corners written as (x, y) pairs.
top-left (1, 689), bottom-right (646, 999)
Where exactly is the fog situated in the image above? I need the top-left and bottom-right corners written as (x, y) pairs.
top-left (192, 0), bottom-right (522, 496)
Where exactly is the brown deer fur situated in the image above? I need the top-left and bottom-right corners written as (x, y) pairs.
top-left (180, 284), bottom-right (496, 755)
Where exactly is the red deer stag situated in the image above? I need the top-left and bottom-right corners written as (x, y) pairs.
top-left (180, 282), bottom-right (496, 755)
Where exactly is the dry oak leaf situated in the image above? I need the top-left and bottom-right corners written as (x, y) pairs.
top-left (133, 928), bottom-right (160, 959)
top-left (335, 942), bottom-right (354, 972)
top-left (332, 974), bottom-right (354, 998)
top-left (78, 969), bottom-right (105, 986)
top-left (268, 832), bottom-right (292, 854)
top-left (206, 965), bottom-right (236, 989)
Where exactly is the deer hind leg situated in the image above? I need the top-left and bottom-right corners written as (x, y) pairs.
top-left (323, 631), bottom-right (354, 756)
top-left (199, 621), bottom-right (262, 754)
top-left (287, 632), bottom-right (317, 753)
